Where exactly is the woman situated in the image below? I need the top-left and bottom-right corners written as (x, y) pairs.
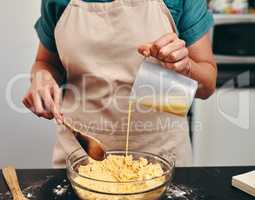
top-left (23, 0), bottom-right (217, 167)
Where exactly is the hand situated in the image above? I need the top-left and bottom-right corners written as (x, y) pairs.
top-left (22, 70), bottom-right (63, 123)
top-left (138, 33), bottom-right (191, 75)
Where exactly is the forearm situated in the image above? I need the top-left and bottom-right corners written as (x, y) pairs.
top-left (31, 43), bottom-right (66, 86)
top-left (31, 61), bottom-right (63, 85)
top-left (189, 59), bottom-right (217, 99)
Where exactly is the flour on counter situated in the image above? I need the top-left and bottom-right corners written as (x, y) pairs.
top-left (53, 182), bottom-right (69, 197)
top-left (1, 178), bottom-right (50, 200)
top-left (165, 184), bottom-right (205, 200)
top-left (27, 192), bottom-right (33, 198)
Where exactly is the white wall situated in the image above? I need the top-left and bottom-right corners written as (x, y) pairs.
top-left (0, 1), bottom-right (56, 168)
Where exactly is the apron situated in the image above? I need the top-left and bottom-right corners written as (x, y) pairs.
top-left (53, 0), bottom-right (192, 168)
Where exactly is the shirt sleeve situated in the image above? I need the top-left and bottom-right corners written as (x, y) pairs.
top-left (178, 0), bottom-right (214, 47)
top-left (34, 0), bottom-right (64, 52)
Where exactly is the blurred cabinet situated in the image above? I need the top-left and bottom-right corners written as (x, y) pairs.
top-left (193, 87), bottom-right (255, 166)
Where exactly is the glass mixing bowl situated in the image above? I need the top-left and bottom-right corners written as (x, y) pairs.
top-left (66, 149), bottom-right (175, 200)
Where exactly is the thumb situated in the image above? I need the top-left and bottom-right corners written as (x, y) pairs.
top-left (52, 104), bottom-right (63, 124)
top-left (138, 43), bottom-right (153, 57)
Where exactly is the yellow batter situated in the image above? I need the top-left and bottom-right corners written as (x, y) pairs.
top-left (74, 155), bottom-right (166, 200)
top-left (140, 96), bottom-right (188, 117)
top-left (125, 101), bottom-right (133, 156)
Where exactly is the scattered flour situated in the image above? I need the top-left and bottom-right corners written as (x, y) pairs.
top-left (1, 177), bottom-right (52, 200)
top-left (165, 184), bottom-right (204, 200)
top-left (52, 181), bottom-right (69, 197)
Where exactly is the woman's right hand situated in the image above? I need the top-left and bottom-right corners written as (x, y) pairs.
top-left (22, 69), bottom-right (63, 123)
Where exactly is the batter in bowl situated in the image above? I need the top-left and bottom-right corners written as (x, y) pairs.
top-left (75, 155), bottom-right (165, 193)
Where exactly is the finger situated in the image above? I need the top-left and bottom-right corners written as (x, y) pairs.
top-left (158, 40), bottom-right (186, 61)
top-left (150, 43), bottom-right (159, 57)
top-left (152, 33), bottom-right (178, 57)
top-left (52, 86), bottom-right (63, 122)
top-left (138, 43), bottom-right (152, 57)
top-left (25, 95), bottom-right (33, 107)
top-left (31, 93), bottom-right (54, 119)
top-left (165, 48), bottom-right (189, 63)
top-left (40, 112), bottom-right (54, 120)
top-left (39, 88), bottom-right (54, 112)
top-left (52, 86), bottom-right (61, 109)
top-left (164, 57), bottom-right (190, 73)
top-left (25, 96), bottom-right (38, 114)
top-left (22, 97), bottom-right (31, 109)
top-left (23, 96), bottom-right (38, 115)
top-left (40, 89), bottom-right (62, 123)
top-left (31, 92), bottom-right (44, 117)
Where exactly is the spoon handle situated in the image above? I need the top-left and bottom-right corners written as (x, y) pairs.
top-left (2, 166), bottom-right (26, 200)
top-left (62, 120), bottom-right (79, 136)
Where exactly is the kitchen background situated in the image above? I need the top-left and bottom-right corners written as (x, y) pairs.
top-left (0, 1), bottom-right (56, 168)
top-left (0, 0), bottom-right (255, 168)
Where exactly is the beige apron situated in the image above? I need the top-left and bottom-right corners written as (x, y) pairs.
top-left (54, 0), bottom-right (192, 168)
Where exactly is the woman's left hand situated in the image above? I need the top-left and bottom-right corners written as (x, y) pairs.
top-left (138, 33), bottom-right (191, 75)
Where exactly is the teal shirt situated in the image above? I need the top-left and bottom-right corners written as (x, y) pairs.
top-left (35, 0), bottom-right (214, 52)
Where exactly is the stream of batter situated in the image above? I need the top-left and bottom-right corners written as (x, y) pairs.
top-left (125, 101), bottom-right (133, 156)
top-left (125, 96), bottom-right (188, 155)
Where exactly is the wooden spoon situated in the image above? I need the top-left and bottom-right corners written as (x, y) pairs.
top-left (62, 119), bottom-right (106, 161)
top-left (2, 166), bottom-right (29, 200)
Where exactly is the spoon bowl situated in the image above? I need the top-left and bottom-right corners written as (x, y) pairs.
top-left (62, 120), bottom-right (106, 161)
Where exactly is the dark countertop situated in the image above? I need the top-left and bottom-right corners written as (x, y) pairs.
top-left (0, 167), bottom-right (255, 200)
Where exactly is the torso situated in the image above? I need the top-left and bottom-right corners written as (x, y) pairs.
top-left (52, 0), bottom-right (192, 168)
